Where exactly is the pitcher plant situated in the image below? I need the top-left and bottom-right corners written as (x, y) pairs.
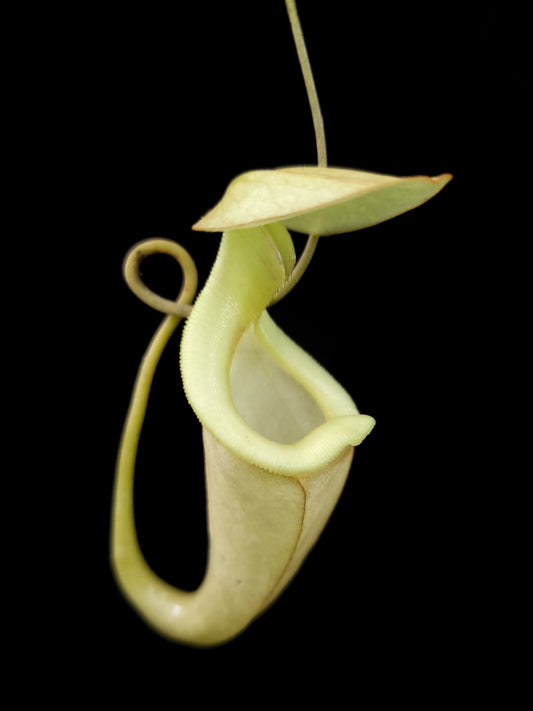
top-left (111, 0), bottom-right (451, 647)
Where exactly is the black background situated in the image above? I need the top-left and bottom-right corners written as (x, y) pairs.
top-left (34, 0), bottom-right (528, 702)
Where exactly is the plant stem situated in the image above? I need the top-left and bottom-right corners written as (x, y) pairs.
top-left (273, 1), bottom-right (326, 305)
top-left (111, 240), bottom-right (198, 622)
top-left (284, 0), bottom-right (327, 168)
top-left (123, 238), bottom-right (198, 317)
top-left (270, 233), bottom-right (318, 305)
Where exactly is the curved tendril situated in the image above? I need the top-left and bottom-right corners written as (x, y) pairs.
top-left (276, 0), bottom-right (326, 306)
top-left (123, 238), bottom-right (198, 317)
top-left (112, 238), bottom-right (198, 615)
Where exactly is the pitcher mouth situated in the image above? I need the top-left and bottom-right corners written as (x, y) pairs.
top-left (179, 224), bottom-right (375, 477)
top-left (230, 318), bottom-right (327, 445)
top-left (220, 310), bottom-right (375, 475)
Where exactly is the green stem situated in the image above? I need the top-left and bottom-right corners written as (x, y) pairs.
top-left (111, 240), bottom-right (198, 614)
top-left (111, 312), bottom-right (181, 589)
top-left (123, 238), bottom-right (197, 317)
top-left (285, 0), bottom-right (327, 167)
top-left (270, 233), bottom-right (318, 305)
top-left (274, 1), bottom-right (326, 304)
